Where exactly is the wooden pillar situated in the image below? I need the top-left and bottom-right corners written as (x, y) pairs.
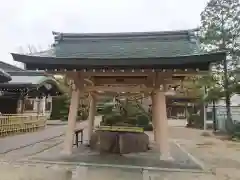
top-left (36, 98), bottom-right (41, 115)
top-left (62, 88), bottom-right (80, 155)
top-left (17, 99), bottom-right (23, 114)
top-left (151, 93), bottom-right (157, 142)
top-left (154, 90), bottom-right (172, 160)
top-left (21, 98), bottom-right (25, 113)
top-left (88, 93), bottom-right (96, 143)
top-left (40, 96), bottom-right (46, 115)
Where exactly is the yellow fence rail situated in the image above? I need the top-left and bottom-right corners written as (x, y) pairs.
top-left (0, 114), bottom-right (47, 137)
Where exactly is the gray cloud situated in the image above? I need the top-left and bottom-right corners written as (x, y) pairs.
top-left (0, 0), bottom-right (208, 67)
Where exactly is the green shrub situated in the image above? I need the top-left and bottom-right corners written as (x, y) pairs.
top-left (126, 117), bottom-right (138, 125)
top-left (186, 114), bottom-right (203, 129)
top-left (124, 103), bottom-right (141, 117)
top-left (99, 100), bottom-right (153, 132)
top-left (78, 110), bottom-right (89, 121)
top-left (101, 104), bottom-right (114, 115)
top-left (136, 114), bottom-right (150, 126)
top-left (50, 95), bottom-right (69, 120)
top-left (102, 113), bottom-right (122, 125)
top-left (143, 124), bottom-right (153, 131)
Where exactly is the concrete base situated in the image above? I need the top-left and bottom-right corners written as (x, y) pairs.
top-left (24, 141), bottom-right (203, 170)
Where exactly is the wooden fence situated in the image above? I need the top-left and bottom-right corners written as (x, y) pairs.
top-left (0, 115), bottom-right (47, 137)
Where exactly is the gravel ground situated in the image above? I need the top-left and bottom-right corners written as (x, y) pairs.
top-left (169, 126), bottom-right (240, 179)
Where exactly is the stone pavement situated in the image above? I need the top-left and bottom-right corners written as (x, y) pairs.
top-left (0, 120), bottom-right (89, 154)
top-left (169, 127), bottom-right (240, 179)
top-left (168, 119), bottom-right (187, 127)
top-left (47, 120), bottom-right (68, 126)
top-left (25, 141), bottom-right (202, 170)
top-left (22, 118), bottom-right (202, 171)
top-left (0, 126), bottom-right (65, 154)
top-left (0, 118), bottom-right (240, 179)
top-left (0, 162), bottom-right (220, 180)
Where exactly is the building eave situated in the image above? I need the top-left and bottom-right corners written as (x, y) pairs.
top-left (11, 51), bottom-right (226, 71)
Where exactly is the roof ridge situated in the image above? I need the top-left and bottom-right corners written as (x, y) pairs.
top-left (29, 49), bottom-right (56, 57)
top-left (52, 28), bottom-right (199, 42)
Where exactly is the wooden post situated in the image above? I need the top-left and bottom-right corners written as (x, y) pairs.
top-left (62, 88), bottom-right (80, 155)
top-left (151, 92), bottom-right (157, 142)
top-left (17, 99), bottom-right (23, 114)
top-left (21, 97), bottom-right (25, 114)
top-left (154, 90), bottom-right (172, 160)
top-left (37, 98), bottom-right (41, 115)
top-left (88, 93), bottom-right (96, 144)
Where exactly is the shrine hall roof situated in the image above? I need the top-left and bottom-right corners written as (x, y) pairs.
top-left (0, 71), bottom-right (63, 96)
top-left (0, 69), bottom-right (11, 83)
top-left (11, 29), bottom-right (226, 70)
top-left (51, 29), bottom-right (201, 58)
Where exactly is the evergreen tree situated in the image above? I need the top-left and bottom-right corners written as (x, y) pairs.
top-left (200, 0), bottom-right (240, 68)
top-left (200, 0), bottom-right (240, 133)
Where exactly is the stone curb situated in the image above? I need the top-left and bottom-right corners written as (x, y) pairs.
top-left (10, 160), bottom-right (212, 174)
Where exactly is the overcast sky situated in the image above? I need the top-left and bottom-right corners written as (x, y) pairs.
top-left (0, 0), bottom-right (209, 67)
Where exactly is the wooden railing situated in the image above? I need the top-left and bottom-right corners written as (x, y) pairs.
top-left (0, 115), bottom-right (47, 137)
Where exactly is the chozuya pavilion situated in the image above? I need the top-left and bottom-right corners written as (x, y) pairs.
top-left (11, 29), bottom-right (225, 159)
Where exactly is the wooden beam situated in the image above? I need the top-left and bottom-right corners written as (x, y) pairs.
top-left (94, 76), bottom-right (149, 85)
top-left (83, 86), bottom-right (154, 93)
top-left (173, 71), bottom-right (209, 76)
top-left (65, 72), bottom-right (85, 90)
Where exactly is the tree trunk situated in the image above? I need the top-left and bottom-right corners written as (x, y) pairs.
top-left (212, 100), bottom-right (217, 132)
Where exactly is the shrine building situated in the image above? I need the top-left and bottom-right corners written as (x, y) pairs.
top-left (11, 29), bottom-right (225, 159)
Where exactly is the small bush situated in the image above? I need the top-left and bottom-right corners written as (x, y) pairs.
top-left (50, 95), bottom-right (69, 120)
top-left (126, 117), bottom-right (138, 125)
top-left (136, 114), bottom-right (149, 126)
top-left (101, 104), bottom-right (114, 115)
top-left (102, 113), bottom-right (122, 125)
top-left (186, 114), bottom-right (203, 129)
top-left (143, 124), bottom-right (153, 131)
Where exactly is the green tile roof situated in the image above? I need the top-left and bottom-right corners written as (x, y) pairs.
top-left (0, 71), bottom-right (63, 95)
top-left (7, 71), bottom-right (51, 85)
top-left (0, 68), bottom-right (11, 83)
top-left (11, 29), bottom-right (226, 71)
top-left (9, 75), bottom-right (47, 85)
top-left (0, 61), bottom-right (24, 72)
top-left (52, 29), bottom-right (201, 58)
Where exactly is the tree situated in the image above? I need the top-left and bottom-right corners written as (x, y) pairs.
top-left (200, 0), bottom-right (240, 133)
top-left (200, 0), bottom-right (240, 68)
top-left (186, 75), bottom-right (224, 130)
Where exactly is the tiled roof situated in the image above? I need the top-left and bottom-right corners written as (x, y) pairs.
top-left (0, 71), bottom-right (63, 95)
top-left (10, 29), bottom-right (226, 70)
top-left (0, 61), bottom-right (24, 72)
top-left (7, 71), bottom-right (57, 86)
top-left (52, 29), bottom-right (201, 58)
top-left (0, 69), bottom-right (11, 83)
